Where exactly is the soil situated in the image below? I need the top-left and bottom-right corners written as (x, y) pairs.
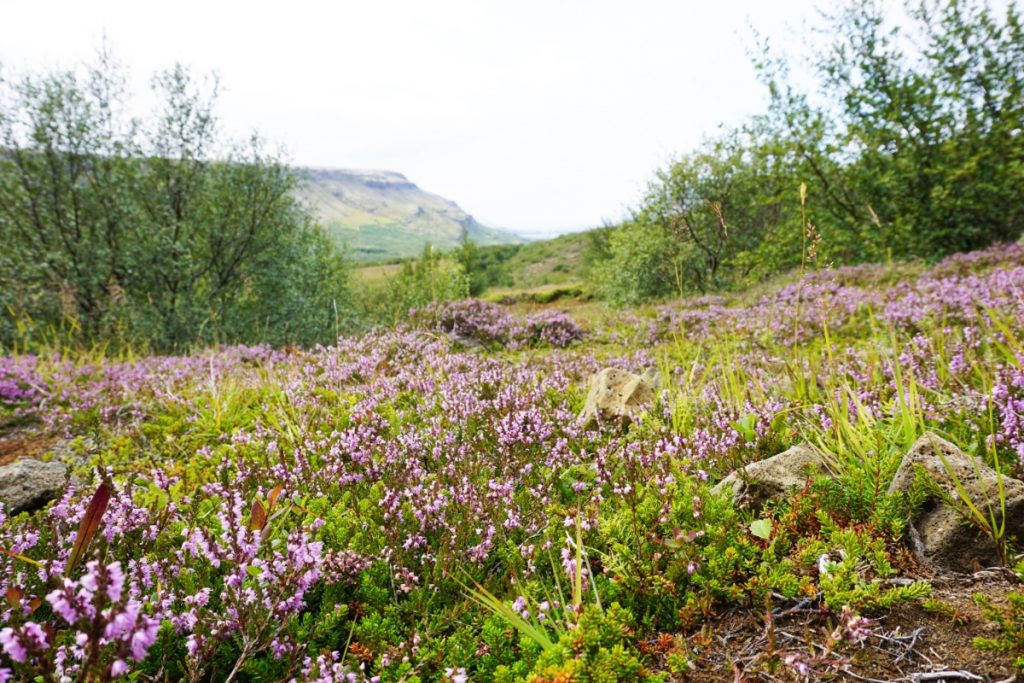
top-left (0, 430), bottom-right (57, 466)
top-left (656, 570), bottom-right (1020, 682)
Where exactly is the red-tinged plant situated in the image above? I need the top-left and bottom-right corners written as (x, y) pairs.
top-left (65, 481), bottom-right (111, 576)
top-left (250, 499), bottom-right (268, 532)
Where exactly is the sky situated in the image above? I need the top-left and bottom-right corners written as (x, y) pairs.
top-left (0, 0), bottom-right (824, 237)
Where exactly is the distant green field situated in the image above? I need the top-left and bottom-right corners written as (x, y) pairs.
top-left (353, 229), bottom-right (600, 301)
top-left (352, 262), bottom-right (403, 283)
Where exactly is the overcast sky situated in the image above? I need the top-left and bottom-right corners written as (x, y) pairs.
top-left (0, 0), bottom-right (823, 236)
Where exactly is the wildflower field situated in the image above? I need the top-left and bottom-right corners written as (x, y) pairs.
top-left (2, 244), bottom-right (1024, 682)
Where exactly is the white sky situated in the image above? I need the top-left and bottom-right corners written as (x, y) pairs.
top-left (0, 0), bottom-right (823, 236)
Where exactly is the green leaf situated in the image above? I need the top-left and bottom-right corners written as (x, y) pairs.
top-left (749, 518), bottom-right (772, 540)
top-left (731, 413), bottom-right (758, 443)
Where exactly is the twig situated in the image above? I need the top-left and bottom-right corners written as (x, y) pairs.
top-left (841, 669), bottom-right (992, 683)
top-left (909, 672), bottom-right (984, 682)
top-left (839, 669), bottom-right (896, 683)
top-left (771, 596), bottom-right (814, 618)
top-left (873, 626), bottom-right (928, 665)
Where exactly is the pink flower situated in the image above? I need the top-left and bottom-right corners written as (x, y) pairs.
top-left (110, 659), bottom-right (130, 677)
top-left (0, 622), bottom-right (47, 663)
top-left (783, 652), bottom-right (809, 677)
top-left (0, 628), bottom-right (26, 663)
top-left (832, 605), bottom-right (872, 643)
top-left (106, 561), bottom-right (126, 602)
top-left (105, 602), bottom-right (141, 640)
top-left (47, 580), bottom-right (81, 624)
top-left (445, 667), bottom-right (469, 683)
top-left (129, 616), bottom-right (160, 661)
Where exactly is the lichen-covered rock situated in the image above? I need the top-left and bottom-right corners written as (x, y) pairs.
top-left (712, 445), bottom-right (831, 509)
top-left (0, 458), bottom-right (68, 514)
top-left (579, 367), bottom-right (659, 425)
top-left (888, 433), bottom-right (1024, 573)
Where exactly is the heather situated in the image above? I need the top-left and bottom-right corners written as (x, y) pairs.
top-left (0, 241), bottom-right (1021, 681)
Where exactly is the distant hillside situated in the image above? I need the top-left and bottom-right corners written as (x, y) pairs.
top-left (294, 168), bottom-right (524, 260)
top-left (499, 231), bottom-right (595, 287)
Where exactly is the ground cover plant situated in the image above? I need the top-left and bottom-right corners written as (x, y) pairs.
top-left (1, 242), bottom-right (1023, 681)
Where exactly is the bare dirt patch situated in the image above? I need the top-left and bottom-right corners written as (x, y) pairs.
top-left (0, 429), bottom-right (57, 466)
top-left (664, 572), bottom-right (1019, 682)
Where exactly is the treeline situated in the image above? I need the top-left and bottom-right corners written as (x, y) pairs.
top-left (4, 0), bottom-right (1021, 349)
top-left (0, 54), bottom-right (352, 351)
top-left (590, 0), bottom-right (1024, 305)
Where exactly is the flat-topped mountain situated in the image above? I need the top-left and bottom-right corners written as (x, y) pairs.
top-left (294, 168), bottom-right (524, 260)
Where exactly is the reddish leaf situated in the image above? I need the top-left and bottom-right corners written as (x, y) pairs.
top-left (268, 484), bottom-right (285, 511)
top-left (5, 588), bottom-right (20, 609)
top-left (250, 499), bottom-right (268, 532)
top-left (27, 597), bottom-right (41, 615)
top-left (65, 481), bottom-right (111, 576)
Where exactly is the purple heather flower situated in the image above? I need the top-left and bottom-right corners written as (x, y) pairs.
top-left (832, 605), bottom-right (872, 643)
top-left (0, 622), bottom-right (47, 663)
top-left (129, 616), bottom-right (160, 661)
top-left (0, 628), bottom-right (26, 663)
top-left (105, 561), bottom-right (125, 602)
top-left (445, 667), bottom-right (469, 683)
top-left (512, 596), bottom-right (529, 620)
top-left (783, 652), bottom-right (810, 677)
top-left (47, 580), bottom-right (83, 624)
top-left (110, 658), bottom-right (129, 677)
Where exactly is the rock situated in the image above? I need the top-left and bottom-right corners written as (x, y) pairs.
top-left (0, 458), bottom-right (68, 515)
top-left (712, 445), bottom-right (832, 509)
top-left (888, 433), bottom-right (1024, 573)
top-left (579, 367), bottom-right (659, 425)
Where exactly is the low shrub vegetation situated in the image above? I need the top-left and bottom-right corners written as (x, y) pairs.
top-left (1, 241), bottom-right (1022, 680)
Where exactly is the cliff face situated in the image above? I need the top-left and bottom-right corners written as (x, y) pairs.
top-left (294, 168), bottom-right (523, 260)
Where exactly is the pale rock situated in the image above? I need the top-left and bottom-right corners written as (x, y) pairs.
top-left (579, 367), bottom-right (660, 425)
top-left (711, 445), bottom-right (832, 509)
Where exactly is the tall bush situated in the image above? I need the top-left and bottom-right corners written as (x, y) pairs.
top-left (592, 0), bottom-right (1024, 304)
top-left (0, 53), bottom-right (353, 350)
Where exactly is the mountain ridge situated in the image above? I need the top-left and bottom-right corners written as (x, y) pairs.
top-left (294, 167), bottom-right (524, 260)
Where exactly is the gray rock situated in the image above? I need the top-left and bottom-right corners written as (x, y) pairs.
top-left (712, 445), bottom-right (832, 509)
top-left (888, 433), bottom-right (1024, 573)
top-left (0, 459), bottom-right (68, 515)
top-left (579, 367), bottom-right (659, 425)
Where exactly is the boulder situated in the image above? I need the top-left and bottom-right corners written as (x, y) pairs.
top-left (712, 445), bottom-right (831, 509)
top-left (888, 433), bottom-right (1024, 573)
top-left (0, 458), bottom-right (67, 515)
top-left (579, 367), bottom-right (659, 425)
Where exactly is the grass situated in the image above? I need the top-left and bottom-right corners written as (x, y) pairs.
top-left (0, 243), bottom-right (1023, 680)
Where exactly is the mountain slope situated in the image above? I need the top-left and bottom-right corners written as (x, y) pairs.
top-left (295, 168), bottom-right (523, 260)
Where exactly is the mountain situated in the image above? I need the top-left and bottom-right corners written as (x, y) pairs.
top-left (294, 168), bottom-right (525, 260)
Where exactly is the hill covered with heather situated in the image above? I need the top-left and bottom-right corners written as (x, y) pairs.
top-left (1, 243), bottom-right (1023, 680)
top-left (1, 2), bottom-right (1023, 680)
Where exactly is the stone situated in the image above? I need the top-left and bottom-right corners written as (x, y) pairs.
top-left (579, 367), bottom-right (660, 425)
top-left (0, 458), bottom-right (67, 515)
top-left (888, 433), bottom-right (1024, 573)
top-left (712, 445), bottom-right (832, 509)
